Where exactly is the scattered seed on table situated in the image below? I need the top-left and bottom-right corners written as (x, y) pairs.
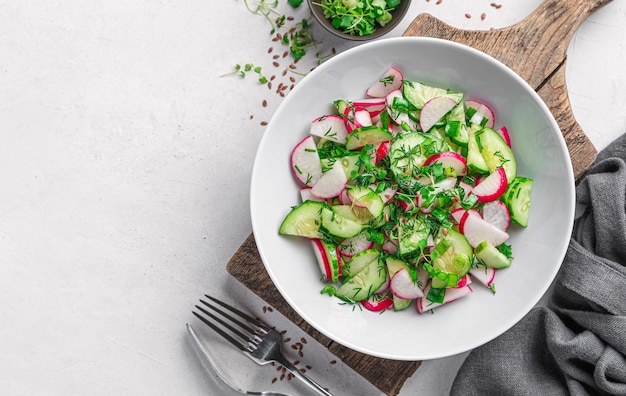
top-left (283, 51), bottom-right (289, 58)
top-left (268, 82), bottom-right (272, 89)
top-left (293, 360), bottom-right (300, 366)
top-left (268, 47), bottom-right (274, 53)
top-left (436, 0), bottom-right (442, 3)
top-left (249, 115), bottom-right (254, 120)
top-left (300, 338), bottom-right (307, 344)
top-left (481, 12), bottom-right (486, 20)
top-left (262, 100), bottom-right (267, 107)
top-left (280, 373), bottom-right (285, 381)
top-left (262, 306), bottom-right (267, 313)
top-left (260, 121), bottom-right (268, 126)
top-left (273, 54), bottom-right (280, 60)
top-left (272, 378), bottom-right (277, 384)
top-left (330, 360), bottom-right (337, 365)
top-left (284, 337), bottom-right (291, 343)
top-left (290, 76), bottom-right (296, 83)
top-left (273, 61), bottom-right (280, 67)
top-left (465, 13), bottom-right (471, 18)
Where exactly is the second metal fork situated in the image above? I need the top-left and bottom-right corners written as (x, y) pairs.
top-left (192, 295), bottom-right (333, 396)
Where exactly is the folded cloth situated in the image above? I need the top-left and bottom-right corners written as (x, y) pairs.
top-left (450, 133), bottom-right (626, 396)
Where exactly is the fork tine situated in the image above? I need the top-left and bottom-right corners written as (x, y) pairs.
top-left (204, 294), bottom-right (264, 327)
top-left (196, 300), bottom-right (255, 340)
top-left (192, 309), bottom-right (246, 351)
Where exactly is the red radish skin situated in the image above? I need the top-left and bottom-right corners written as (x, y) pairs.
top-left (419, 96), bottom-right (457, 132)
top-left (460, 210), bottom-right (510, 248)
top-left (497, 126), bottom-right (512, 147)
top-left (471, 167), bottom-right (508, 202)
top-left (291, 135), bottom-right (323, 187)
top-left (338, 189), bottom-right (351, 205)
top-left (470, 266), bottom-right (496, 288)
top-left (311, 161), bottom-right (348, 199)
top-left (362, 295), bottom-right (394, 312)
top-left (374, 141), bottom-right (390, 164)
top-left (352, 98), bottom-right (386, 115)
top-left (417, 284), bottom-right (473, 313)
top-left (309, 115), bottom-right (349, 145)
top-left (311, 239), bottom-right (332, 281)
top-left (451, 208), bottom-right (482, 225)
top-left (366, 66), bottom-right (403, 98)
top-left (353, 107), bottom-right (373, 129)
top-left (424, 152), bottom-right (468, 176)
top-left (482, 200), bottom-right (511, 231)
top-left (466, 99), bottom-right (495, 128)
top-left (454, 274), bottom-right (473, 288)
top-left (390, 268), bottom-right (424, 300)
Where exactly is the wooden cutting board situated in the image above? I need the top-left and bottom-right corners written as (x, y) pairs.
top-left (228, 0), bottom-right (611, 394)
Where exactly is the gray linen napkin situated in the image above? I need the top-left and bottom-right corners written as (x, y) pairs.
top-left (450, 133), bottom-right (626, 396)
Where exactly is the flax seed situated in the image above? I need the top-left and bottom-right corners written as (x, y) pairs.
top-left (465, 13), bottom-right (471, 18)
top-left (260, 121), bottom-right (268, 126)
top-left (283, 51), bottom-right (289, 58)
top-left (330, 360), bottom-right (337, 364)
top-left (262, 100), bottom-right (267, 107)
top-left (481, 12), bottom-right (486, 20)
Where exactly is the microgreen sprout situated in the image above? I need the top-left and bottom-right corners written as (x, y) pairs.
top-left (220, 63), bottom-right (269, 84)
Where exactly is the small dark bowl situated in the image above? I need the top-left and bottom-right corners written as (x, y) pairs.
top-left (308, 0), bottom-right (412, 41)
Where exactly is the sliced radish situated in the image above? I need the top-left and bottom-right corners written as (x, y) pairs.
top-left (417, 284), bottom-right (473, 313)
top-left (454, 274), bottom-right (472, 288)
top-left (390, 268), bottom-right (424, 300)
top-left (353, 107), bottom-right (373, 129)
top-left (471, 167), bottom-right (508, 202)
top-left (419, 96), bottom-right (457, 132)
top-left (417, 177), bottom-right (457, 213)
top-left (450, 208), bottom-right (482, 225)
top-left (352, 98), bottom-right (387, 115)
top-left (366, 66), bottom-right (403, 98)
top-left (458, 180), bottom-right (474, 199)
top-left (362, 294), bottom-right (394, 312)
top-left (423, 151), bottom-right (468, 176)
top-left (299, 188), bottom-right (325, 203)
top-left (291, 135), bottom-right (323, 187)
top-left (466, 99), bottom-right (495, 128)
top-left (337, 188), bottom-right (351, 205)
top-left (370, 183), bottom-right (396, 204)
top-left (385, 90), bottom-right (419, 130)
top-left (469, 266), bottom-right (496, 288)
top-left (497, 125), bottom-right (512, 147)
top-left (311, 239), bottom-right (332, 282)
top-left (460, 210), bottom-right (510, 248)
top-left (309, 115), bottom-right (349, 145)
top-left (382, 238), bottom-right (398, 254)
top-left (482, 200), bottom-right (511, 231)
top-left (310, 160), bottom-right (348, 199)
top-left (374, 141), bottom-right (390, 164)
top-left (339, 232), bottom-right (374, 258)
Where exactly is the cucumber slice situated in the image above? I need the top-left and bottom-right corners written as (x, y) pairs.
top-left (475, 240), bottom-right (511, 268)
top-left (501, 176), bottom-right (533, 227)
top-left (347, 186), bottom-right (384, 218)
top-left (402, 80), bottom-right (447, 109)
top-left (430, 228), bottom-right (473, 286)
top-left (467, 125), bottom-right (490, 174)
top-left (335, 256), bottom-right (386, 302)
top-left (389, 132), bottom-right (448, 179)
top-left (396, 215), bottom-right (430, 256)
top-left (345, 126), bottom-right (393, 151)
top-left (331, 204), bottom-right (376, 225)
top-left (392, 295), bottom-right (412, 311)
top-left (333, 99), bottom-right (350, 115)
top-left (345, 249), bottom-right (380, 278)
top-left (445, 103), bottom-right (469, 147)
top-left (475, 127), bottom-right (517, 182)
top-left (279, 201), bottom-right (325, 238)
top-left (321, 207), bottom-right (364, 238)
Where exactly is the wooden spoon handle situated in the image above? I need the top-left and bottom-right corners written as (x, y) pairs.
top-left (403, 0), bottom-right (613, 88)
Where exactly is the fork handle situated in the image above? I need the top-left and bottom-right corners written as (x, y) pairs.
top-left (275, 355), bottom-right (334, 396)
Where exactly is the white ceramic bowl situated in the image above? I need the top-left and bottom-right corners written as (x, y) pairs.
top-left (250, 37), bottom-right (575, 360)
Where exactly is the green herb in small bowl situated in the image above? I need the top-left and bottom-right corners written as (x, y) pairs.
top-left (308, 0), bottom-right (411, 40)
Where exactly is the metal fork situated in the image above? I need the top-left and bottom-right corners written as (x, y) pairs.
top-left (192, 294), bottom-right (333, 396)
